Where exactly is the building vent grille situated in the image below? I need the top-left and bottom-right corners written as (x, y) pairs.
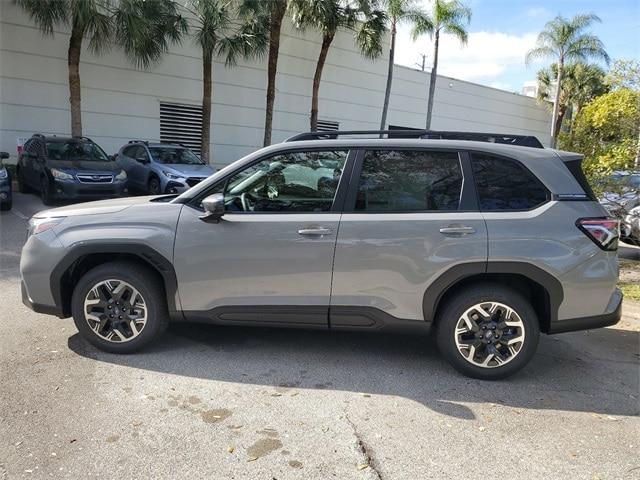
top-left (160, 102), bottom-right (203, 155)
top-left (316, 119), bottom-right (340, 132)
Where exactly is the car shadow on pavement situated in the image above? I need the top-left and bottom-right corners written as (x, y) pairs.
top-left (67, 322), bottom-right (640, 420)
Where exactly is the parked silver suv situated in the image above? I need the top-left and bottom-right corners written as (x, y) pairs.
top-left (20, 131), bottom-right (622, 379)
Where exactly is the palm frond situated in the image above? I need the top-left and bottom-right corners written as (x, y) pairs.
top-left (355, 8), bottom-right (386, 59)
top-left (410, 15), bottom-right (434, 40)
top-left (115, 0), bottom-right (187, 69)
top-left (14, 0), bottom-right (68, 35)
top-left (525, 46), bottom-right (555, 65)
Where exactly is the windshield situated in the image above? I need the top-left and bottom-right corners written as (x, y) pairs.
top-left (46, 141), bottom-right (110, 162)
top-left (611, 174), bottom-right (640, 190)
top-left (149, 147), bottom-right (203, 165)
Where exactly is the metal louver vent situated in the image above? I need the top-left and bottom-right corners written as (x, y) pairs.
top-left (316, 119), bottom-right (340, 132)
top-left (160, 102), bottom-right (203, 155)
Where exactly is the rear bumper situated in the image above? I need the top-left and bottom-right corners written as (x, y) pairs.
top-left (548, 288), bottom-right (622, 334)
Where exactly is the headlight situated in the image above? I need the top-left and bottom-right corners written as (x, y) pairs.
top-left (50, 168), bottom-right (74, 180)
top-left (115, 170), bottom-right (127, 181)
top-left (163, 171), bottom-right (183, 180)
top-left (28, 216), bottom-right (65, 236)
top-left (0, 169), bottom-right (7, 179)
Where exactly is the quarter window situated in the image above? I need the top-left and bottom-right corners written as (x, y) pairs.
top-left (355, 150), bottom-right (463, 212)
top-left (223, 150), bottom-right (348, 213)
top-left (471, 153), bottom-right (548, 211)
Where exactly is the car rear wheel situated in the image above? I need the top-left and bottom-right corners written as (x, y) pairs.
top-left (148, 177), bottom-right (161, 195)
top-left (71, 262), bottom-right (169, 353)
top-left (436, 284), bottom-right (539, 380)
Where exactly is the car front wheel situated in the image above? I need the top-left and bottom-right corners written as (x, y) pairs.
top-left (71, 262), bottom-right (169, 353)
top-left (436, 284), bottom-right (540, 380)
top-left (148, 177), bottom-right (161, 195)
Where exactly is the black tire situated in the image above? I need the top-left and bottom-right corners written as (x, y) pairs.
top-left (17, 169), bottom-right (30, 193)
top-left (148, 176), bottom-right (161, 195)
top-left (436, 284), bottom-right (540, 380)
top-left (0, 199), bottom-right (12, 211)
top-left (40, 176), bottom-right (53, 206)
top-left (71, 262), bottom-right (169, 354)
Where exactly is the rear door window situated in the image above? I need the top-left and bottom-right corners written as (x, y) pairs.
top-left (471, 153), bottom-right (548, 211)
top-left (355, 150), bottom-right (463, 212)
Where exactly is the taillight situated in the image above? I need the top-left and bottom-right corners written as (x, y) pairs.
top-left (576, 217), bottom-right (620, 251)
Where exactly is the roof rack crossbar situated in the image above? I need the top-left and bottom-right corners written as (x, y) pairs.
top-left (284, 129), bottom-right (544, 148)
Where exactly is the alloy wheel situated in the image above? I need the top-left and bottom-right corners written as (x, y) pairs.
top-left (454, 301), bottom-right (526, 368)
top-left (83, 279), bottom-right (148, 343)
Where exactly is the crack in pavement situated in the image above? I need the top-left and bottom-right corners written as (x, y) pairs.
top-left (344, 414), bottom-right (383, 480)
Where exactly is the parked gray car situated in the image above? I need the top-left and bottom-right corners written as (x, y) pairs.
top-left (20, 131), bottom-right (622, 379)
top-left (115, 141), bottom-right (215, 195)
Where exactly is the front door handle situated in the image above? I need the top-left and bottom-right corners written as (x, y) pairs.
top-left (298, 227), bottom-right (332, 236)
top-left (439, 225), bottom-right (476, 236)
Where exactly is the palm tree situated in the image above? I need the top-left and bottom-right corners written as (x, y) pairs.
top-left (526, 13), bottom-right (609, 148)
top-left (240, 0), bottom-right (289, 147)
top-left (412, 0), bottom-right (471, 130)
top-left (15, 0), bottom-right (187, 137)
top-left (536, 62), bottom-right (607, 138)
top-left (378, 0), bottom-right (428, 132)
top-left (290, 0), bottom-right (385, 131)
top-left (187, 0), bottom-right (268, 163)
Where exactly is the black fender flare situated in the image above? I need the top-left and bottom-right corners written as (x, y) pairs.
top-left (51, 242), bottom-right (181, 319)
top-left (422, 261), bottom-right (564, 325)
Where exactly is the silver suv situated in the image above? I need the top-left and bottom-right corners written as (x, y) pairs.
top-left (20, 131), bottom-right (622, 379)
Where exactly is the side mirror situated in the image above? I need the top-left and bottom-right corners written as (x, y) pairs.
top-left (136, 156), bottom-right (149, 164)
top-left (108, 154), bottom-right (116, 161)
top-left (199, 193), bottom-right (225, 223)
top-left (0, 152), bottom-right (9, 160)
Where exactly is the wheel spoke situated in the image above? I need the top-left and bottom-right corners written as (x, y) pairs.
top-left (455, 301), bottom-right (525, 369)
top-left (83, 279), bottom-right (147, 344)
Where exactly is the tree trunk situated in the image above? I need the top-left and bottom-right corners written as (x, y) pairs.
top-left (425, 29), bottom-right (439, 130)
top-left (550, 58), bottom-right (564, 148)
top-left (569, 104), bottom-right (580, 143)
top-left (554, 104), bottom-right (566, 140)
top-left (68, 22), bottom-right (83, 137)
top-left (310, 32), bottom-right (334, 131)
top-left (379, 19), bottom-right (396, 135)
top-left (263, 1), bottom-right (286, 147)
top-left (201, 51), bottom-right (213, 164)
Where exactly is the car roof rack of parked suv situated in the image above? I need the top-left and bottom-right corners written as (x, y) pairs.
top-left (128, 140), bottom-right (149, 145)
top-left (284, 129), bottom-right (545, 148)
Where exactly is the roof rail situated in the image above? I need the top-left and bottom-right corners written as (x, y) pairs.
top-left (284, 129), bottom-right (544, 148)
top-left (32, 133), bottom-right (46, 139)
top-left (128, 140), bottom-right (149, 145)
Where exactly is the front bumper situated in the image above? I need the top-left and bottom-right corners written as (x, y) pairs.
top-left (163, 177), bottom-right (207, 194)
top-left (53, 179), bottom-right (128, 200)
top-left (548, 288), bottom-right (622, 334)
top-left (22, 280), bottom-right (64, 317)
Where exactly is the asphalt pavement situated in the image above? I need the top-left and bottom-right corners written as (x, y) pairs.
top-left (1, 192), bottom-right (639, 480)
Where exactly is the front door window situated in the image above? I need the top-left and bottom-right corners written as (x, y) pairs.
top-left (222, 150), bottom-right (348, 213)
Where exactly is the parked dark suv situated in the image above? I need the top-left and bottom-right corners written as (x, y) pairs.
top-left (17, 135), bottom-right (128, 205)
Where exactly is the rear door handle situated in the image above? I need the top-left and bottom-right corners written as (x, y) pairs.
top-left (439, 225), bottom-right (476, 236)
top-left (298, 227), bottom-right (332, 236)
